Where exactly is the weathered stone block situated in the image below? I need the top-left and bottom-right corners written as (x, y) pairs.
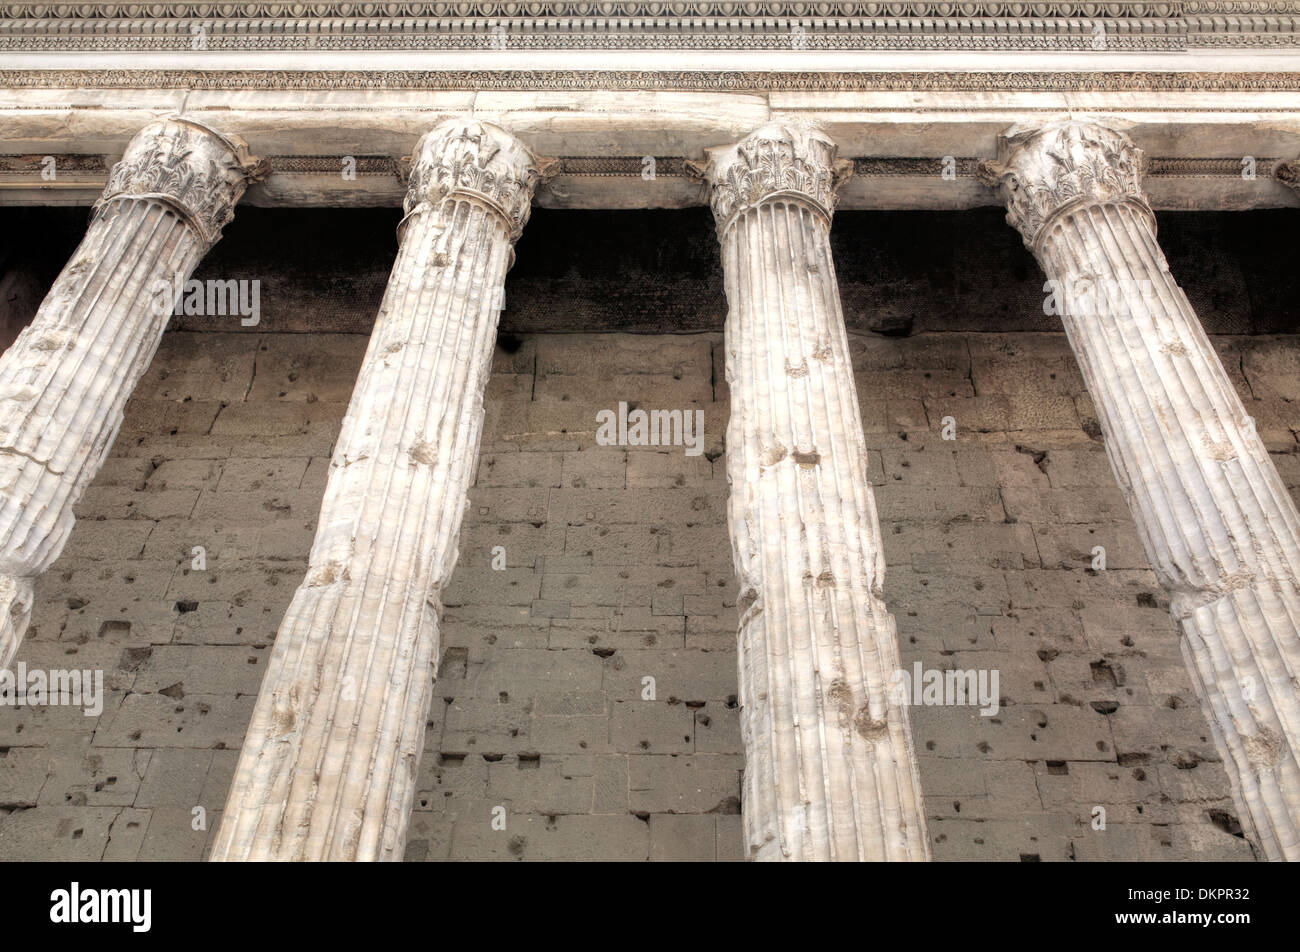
top-left (628, 754), bottom-right (742, 815)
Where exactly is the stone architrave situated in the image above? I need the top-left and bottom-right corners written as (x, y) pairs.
top-left (0, 116), bottom-right (265, 669)
top-left (212, 119), bottom-right (547, 862)
top-left (983, 119), bottom-right (1300, 861)
top-left (701, 120), bottom-right (931, 862)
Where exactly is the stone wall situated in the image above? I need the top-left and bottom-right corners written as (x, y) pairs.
top-left (0, 205), bottom-right (1295, 861)
top-left (1, 323), bottom-right (1292, 861)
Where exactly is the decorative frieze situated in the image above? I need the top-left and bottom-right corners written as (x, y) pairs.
top-left (3, 151), bottom-right (1285, 188)
top-left (0, 154), bottom-right (107, 174)
top-left (0, 1), bottom-right (1186, 17)
top-left (983, 117), bottom-right (1300, 862)
top-left (262, 155), bottom-right (401, 178)
top-left (704, 120), bottom-right (929, 861)
top-left (3, 69), bottom-right (1300, 92)
top-left (0, 19), bottom-right (1201, 52)
top-left (5, 0), bottom-right (1299, 50)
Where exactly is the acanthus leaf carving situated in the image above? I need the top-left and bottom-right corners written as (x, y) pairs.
top-left (403, 119), bottom-right (550, 243)
top-left (1276, 158), bottom-right (1300, 190)
top-left (95, 116), bottom-right (268, 248)
top-left (978, 117), bottom-right (1151, 255)
top-left (702, 119), bottom-right (852, 235)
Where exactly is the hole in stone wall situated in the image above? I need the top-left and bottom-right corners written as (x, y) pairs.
top-left (438, 647), bottom-right (468, 679)
top-left (1208, 810), bottom-right (1245, 838)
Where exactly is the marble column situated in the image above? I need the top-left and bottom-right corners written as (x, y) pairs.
top-left (702, 121), bottom-right (930, 861)
top-left (982, 119), bottom-right (1300, 861)
top-left (212, 120), bottom-right (546, 862)
top-left (0, 117), bottom-right (264, 670)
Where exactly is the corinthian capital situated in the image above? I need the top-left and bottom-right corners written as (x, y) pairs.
top-left (701, 120), bottom-right (852, 234)
top-left (403, 119), bottom-right (550, 243)
top-left (978, 118), bottom-right (1151, 254)
top-left (95, 116), bottom-right (267, 249)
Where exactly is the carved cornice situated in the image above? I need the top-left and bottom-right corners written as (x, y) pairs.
top-left (3, 69), bottom-right (1300, 92)
top-left (94, 116), bottom-right (267, 247)
top-left (0, 17), bottom-right (1222, 51)
top-left (4, 0), bottom-right (1300, 50)
top-left (701, 120), bottom-right (850, 234)
top-left (0, 31), bottom-right (1195, 53)
top-left (0, 1), bottom-right (1188, 16)
top-left (979, 119), bottom-right (1153, 255)
top-left (402, 119), bottom-right (550, 243)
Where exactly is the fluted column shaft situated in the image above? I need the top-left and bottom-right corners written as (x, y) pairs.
top-left (0, 117), bottom-right (263, 669)
top-left (985, 119), bottom-right (1300, 861)
top-left (704, 122), bottom-right (929, 861)
top-left (213, 120), bottom-right (545, 862)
